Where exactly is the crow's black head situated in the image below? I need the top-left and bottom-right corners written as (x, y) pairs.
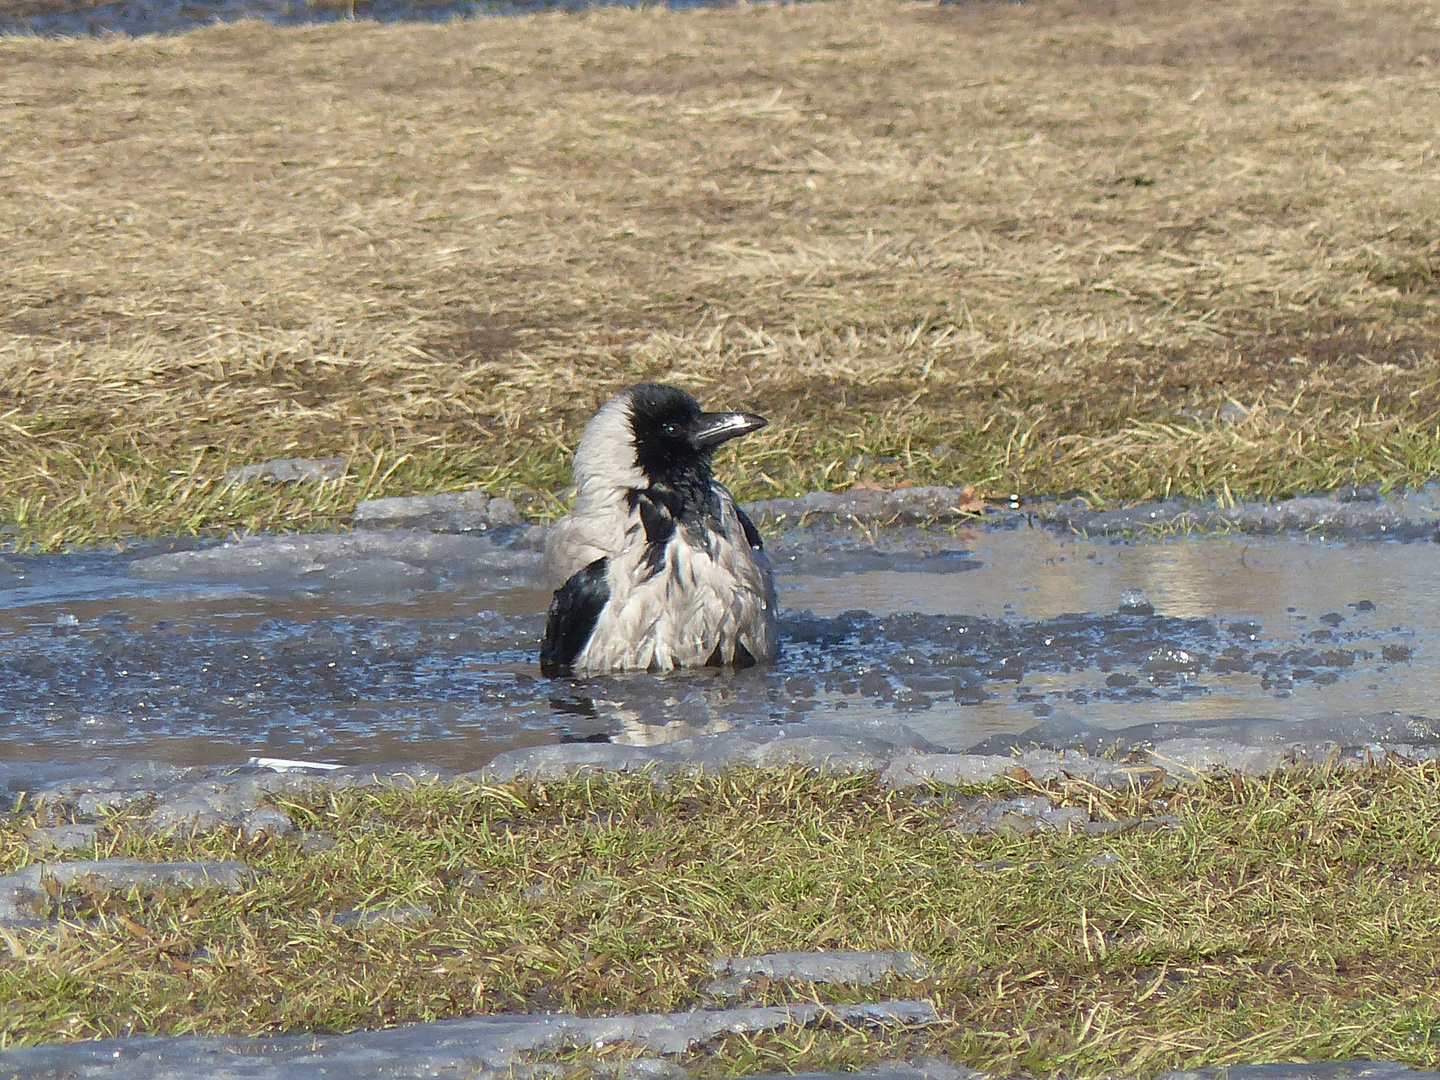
top-left (626, 383), bottom-right (766, 502)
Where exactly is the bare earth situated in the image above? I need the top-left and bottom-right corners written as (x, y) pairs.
top-left (1, 0), bottom-right (1439, 545)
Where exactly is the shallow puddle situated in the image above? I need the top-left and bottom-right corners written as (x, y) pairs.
top-left (0, 521), bottom-right (1433, 774)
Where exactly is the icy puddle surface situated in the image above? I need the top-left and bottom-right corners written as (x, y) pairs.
top-left (0, 520), bottom-right (1435, 773)
top-left (0, 0), bottom-right (729, 40)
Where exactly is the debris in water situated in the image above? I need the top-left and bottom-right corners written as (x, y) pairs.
top-left (250, 757), bottom-right (345, 773)
top-left (1119, 589), bottom-right (1155, 616)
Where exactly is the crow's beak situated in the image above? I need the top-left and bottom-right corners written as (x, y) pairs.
top-left (691, 411), bottom-right (768, 450)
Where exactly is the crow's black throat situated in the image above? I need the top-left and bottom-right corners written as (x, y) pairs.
top-left (627, 383), bottom-right (721, 521)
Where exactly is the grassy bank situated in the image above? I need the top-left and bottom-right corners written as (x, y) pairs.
top-left (3, 766), bottom-right (1440, 1072)
top-left (1, 0), bottom-right (1439, 546)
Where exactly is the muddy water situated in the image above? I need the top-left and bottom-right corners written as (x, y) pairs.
top-left (0, 522), bottom-right (1432, 775)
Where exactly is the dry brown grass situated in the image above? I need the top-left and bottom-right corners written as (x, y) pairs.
top-left (2, 0), bottom-right (1440, 545)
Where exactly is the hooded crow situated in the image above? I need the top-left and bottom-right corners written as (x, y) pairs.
top-left (539, 382), bottom-right (778, 676)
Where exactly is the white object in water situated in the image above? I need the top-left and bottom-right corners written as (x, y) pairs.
top-left (248, 756), bottom-right (345, 773)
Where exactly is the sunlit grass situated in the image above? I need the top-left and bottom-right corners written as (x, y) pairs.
top-left (2, 0), bottom-right (1439, 546)
top-left (4, 765), bottom-right (1440, 1075)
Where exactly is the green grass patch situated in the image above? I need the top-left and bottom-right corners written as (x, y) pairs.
top-left (4, 765), bottom-right (1440, 1075)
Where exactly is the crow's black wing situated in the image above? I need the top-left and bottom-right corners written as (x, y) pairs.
top-left (626, 487), bottom-right (677, 579)
top-left (634, 490), bottom-right (677, 546)
top-left (540, 557), bottom-right (610, 675)
top-left (735, 504), bottom-right (764, 551)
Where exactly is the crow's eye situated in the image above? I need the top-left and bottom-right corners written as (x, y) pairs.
top-left (661, 423), bottom-right (680, 437)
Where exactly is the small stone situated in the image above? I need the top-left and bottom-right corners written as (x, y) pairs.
top-left (75, 789), bottom-right (151, 816)
top-left (226, 457), bottom-right (347, 485)
top-left (1217, 401), bottom-right (1250, 425)
top-left (1136, 814), bottom-right (1182, 832)
top-left (1090, 851), bottom-right (1121, 868)
top-left (709, 950), bottom-right (929, 986)
top-left (573, 877), bottom-right (620, 899)
top-left (501, 1068), bottom-right (563, 1080)
top-left (0, 859), bottom-right (253, 924)
top-left (23, 824), bottom-right (100, 853)
top-left (1148, 739), bottom-right (1297, 777)
top-left (990, 812), bottom-right (1038, 837)
top-left (146, 796), bottom-right (234, 834)
top-left (1039, 805), bottom-right (1090, 834)
top-left (974, 859), bottom-right (1017, 872)
top-left (353, 489), bottom-right (517, 533)
top-left (242, 807), bottom-right (295, 838)
top-left (300, 832), bottom-right (337, 854)
top-left (145, 778), bottom-right (271, 835)
top-left (485, 497), bottom-right (521, 525)
top-left (888, 749), bottom-right (1161, 793)
top-left (451, 868), bottom-right (489, 892)
top-left (704, 974), bottom-right (757, 999)
top-left (1084, 818), bottom-right (1139, 837)
top-left (622, 1058), bottom-right (689, 1080)
top-left (499, 1067), bottom-right (563, 1080)
top-left (1336, 483), bottom-right (1381, 503)
top-left (905, 1058), bottom-right (989, 1080)
top-left (331, 903), bottom-right (434, 928)
top-left (951, 794), bottom-right (1090, 837)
